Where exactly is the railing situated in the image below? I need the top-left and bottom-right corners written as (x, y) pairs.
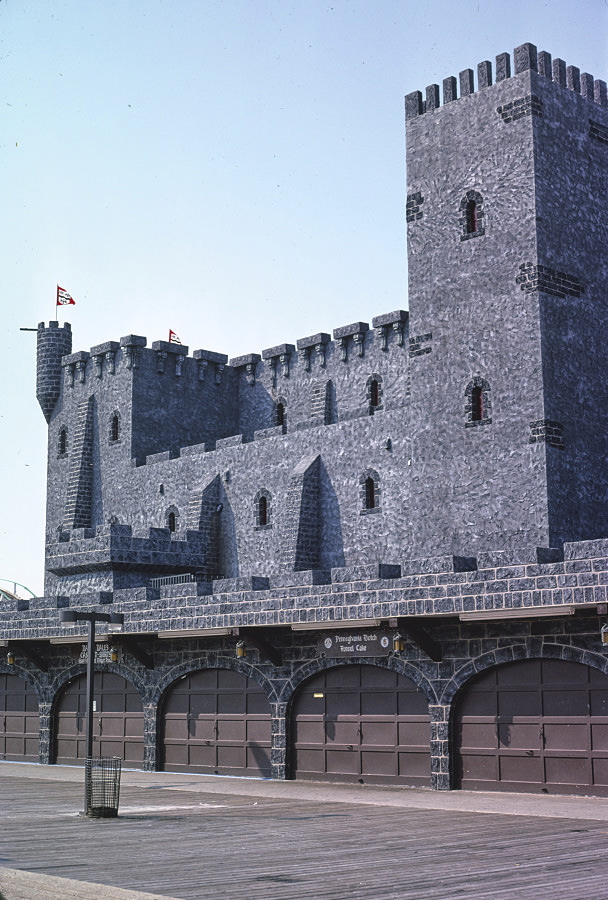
top-left (149, 573), bottom-right (215, 588)
top-left (0, 579), bottom-right (37, 602)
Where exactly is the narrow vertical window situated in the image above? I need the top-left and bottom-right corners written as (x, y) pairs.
top-left (110, 413), bottom-right (120, 442)
top-left (471, 385), bottom-right (483, 421)
top-left (364, 477), bottom-right (375, 510)
top-left (370, 379), bottom-right (379, 408)
top-left (258, 495), bottom-right (268, 527)
top-left (359, 469), bottom-right (381, 514)
top-left (465, 377), bottom-right (492, 428)
top-left (254, 489), bottom-right (272, 528)
top-left (167, 511), bottom-right (176, 533)
top-left (366, 374), bottom-right (383, 413)
top-left (58, 428), bottom-right (67, 455)
top-left (460, 191), bottom-right (485, 242)
top-left (276, 401), bottom-right (285, 427)
top-left (466, 199), bottom-right (478, 234)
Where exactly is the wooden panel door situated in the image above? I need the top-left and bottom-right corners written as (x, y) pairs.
top-left (0, 674), bottom-right (39, 762)
top-left (54, 672), bottom-right (144, 764)
top-left (161, 668), bottom-right (272, 776)
top-left (290, 665), bottom-right (431, 786)
top-left (454, 659), bottom-right (608, 796)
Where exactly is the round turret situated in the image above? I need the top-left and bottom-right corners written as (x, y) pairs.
top-left (36, 321), bottom-right (72, 422)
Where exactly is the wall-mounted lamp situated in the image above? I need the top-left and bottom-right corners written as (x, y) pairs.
top-left (107, 613), bottom-right (124, 635)
top-left (6, 650), bottom-right (14, 665)
top-left (236, 640), bottom-right (246, 659)
top-left (392, 633), bottom-right (404, 654)
top-left (110, 646), bottom-right (119, 663)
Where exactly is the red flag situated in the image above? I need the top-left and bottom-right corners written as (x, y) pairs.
top-left (57, 285), bottom-right (76, 306)
top-left (169, 329), bottom-right (182, 345)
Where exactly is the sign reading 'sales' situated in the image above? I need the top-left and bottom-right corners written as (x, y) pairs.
top-left (317, 630), bottom-right (392, 658)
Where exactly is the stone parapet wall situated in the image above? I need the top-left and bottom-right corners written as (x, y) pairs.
top-left (5, 540), bottom-right (608, 641)
top-left (45, 523), bottom-right (208, 578)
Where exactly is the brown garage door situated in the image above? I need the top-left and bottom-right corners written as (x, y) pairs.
top-left (161, 668), bottom-right (271, 776)
top-left (454, 659), bottom-right (608, 796)
top-left (0, 674), bottom-right (39, 762)
top-left (290, 665), bottom-right (431, 786)
top-left (54, 672), bottom-right (144, 765)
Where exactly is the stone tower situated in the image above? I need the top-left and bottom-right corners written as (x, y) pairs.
top-left (405, 42), bottom-right (608, 554)
top-left (36, 321), bottom-right (72, 423)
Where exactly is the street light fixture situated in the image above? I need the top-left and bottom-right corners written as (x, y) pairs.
top-left (59, 609), bottom-right (124, 759)
top-left (59, 608), bottom-right (125, 817)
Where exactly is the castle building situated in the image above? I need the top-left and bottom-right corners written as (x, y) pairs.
top-left (2, 42), bottom-right (608, 795)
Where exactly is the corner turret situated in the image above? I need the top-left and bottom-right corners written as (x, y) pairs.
top-left (36, 321), bottom-right (72, 422)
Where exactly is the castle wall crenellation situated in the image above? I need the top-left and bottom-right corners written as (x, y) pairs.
top-left (406, 42), bottom-right (608, 118)
top-left (51, 310), bottom-right (408, 369)
top-left (50, 311), bottom-right (412, 381)
top-left (38, 312), bottom-right (410, 437)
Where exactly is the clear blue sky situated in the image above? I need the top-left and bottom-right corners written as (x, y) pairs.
top-left (1, 0), bottom-right (607, 594)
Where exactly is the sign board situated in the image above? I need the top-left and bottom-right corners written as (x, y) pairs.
top-left (317, 630), bottom-right (393, 658)
top-left (71, 642), bottom-right (118, 663)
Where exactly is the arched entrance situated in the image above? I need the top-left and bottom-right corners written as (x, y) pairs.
top-left (53, 672), bottom-right (144, 765)
top-left (160, 668), bottom-right (272, 776)
top-left (453, 659), bottom-right (608, 796)
top-left (290, 664), bottom-right (431, 786)
top-left (0, 673), bottom-right (39, 762)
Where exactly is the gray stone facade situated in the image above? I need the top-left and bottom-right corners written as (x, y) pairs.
top-left (3, 42), bottom-right (608, 792)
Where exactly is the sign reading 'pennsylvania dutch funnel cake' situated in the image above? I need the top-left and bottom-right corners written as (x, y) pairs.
top-left (318, 631), bottom-right (392, 658)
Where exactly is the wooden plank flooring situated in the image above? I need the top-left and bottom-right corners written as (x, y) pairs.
top-left (2, 776), bottom-right (608, 899)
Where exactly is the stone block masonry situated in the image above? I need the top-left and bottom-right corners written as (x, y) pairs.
top-left (496, 94), bottom-right (543, 122)
top-left (406, 191), bottom-right (424, 222)
top-left (278, 455), bottom-right (321, 572)
top-left (63, 397), bottom-right (95, 529)
top-left (3, 539), bottom-right (608, 787)
top-left (590, 118), bottom-right (608, 145)
top-left (516, 264), bottom-right (583, 299)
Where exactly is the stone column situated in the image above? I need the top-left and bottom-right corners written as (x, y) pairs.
top-left (38, 700), bottom-right (53, 765)
top-left (429, 704), bottom-right (451, 790)
top-left (143, 704), bottom-right (158, 771)
top-left (270, 702), bottom-right (287, 780)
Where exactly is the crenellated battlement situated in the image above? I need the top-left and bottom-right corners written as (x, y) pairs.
top-left (405, 41), bottom-right (608, 119)
top-left (57, 309), bottom-right (409, 389)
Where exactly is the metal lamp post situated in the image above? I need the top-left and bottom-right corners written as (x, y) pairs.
top-left (59, 609), bottom-right (124, 757)
top-left (59, 608), bottom-right (124, 816)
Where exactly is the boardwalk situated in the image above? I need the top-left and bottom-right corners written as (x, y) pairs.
top-left (1, 767), bottom-right (608, 900)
